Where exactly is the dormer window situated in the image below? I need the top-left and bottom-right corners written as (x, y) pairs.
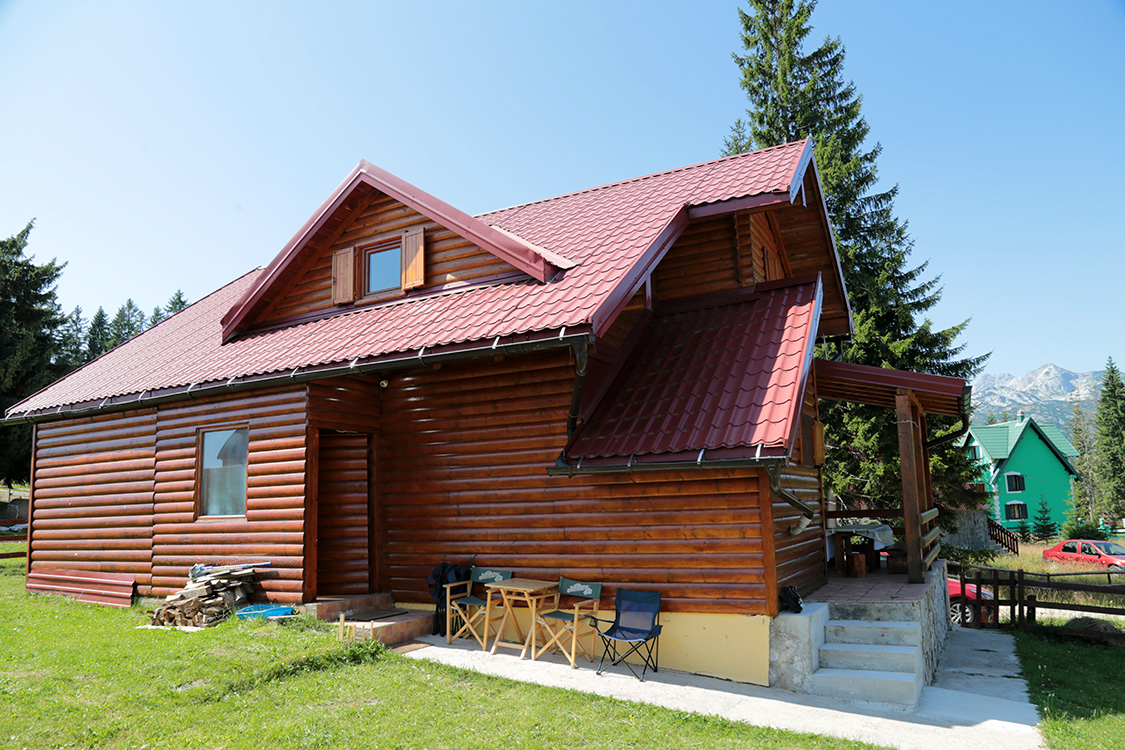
top-left (332, 225), bottom-right (425, 305)
top-left (364, 238), bottom-right (401, 295)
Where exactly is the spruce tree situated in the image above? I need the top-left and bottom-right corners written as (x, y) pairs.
top-left (165, 290), bottom-right (188, 315)
top-left (724, 0), bottom-right (987, 512)
top-left (1067, 397), bottom-right (1099, 523)
top-left (56, 306), bottom-right (88, 373)
top-left (1095, 358), bottom-right (1125, 521)
top-left (85, 307), bottom-right (111, 360)
top-left (148, 306), bottom-right (166, 329)
top-left (1031, 495), bottom-right (1057, 543)
top-left (0, 222), bottom-right (65, 485)
top-left (107, 299), bottom-right (145, 349)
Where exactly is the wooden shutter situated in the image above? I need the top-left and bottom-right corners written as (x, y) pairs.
top-left (401, 226), bottom-right (425, 290)
top-left (332, 248), bottom-right (357, 305)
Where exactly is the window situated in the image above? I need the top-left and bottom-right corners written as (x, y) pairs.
top-left (364, 238), bottom-right (401, 295)
top-left (199, 427), bottom-right (248, 516)
top-left (332, 226), bottom-right (426, 306)
top-left (1061, 541), bottom-right (1077, 553)
top-left (1005, 473), bottom-right (1025, 493)
top-left (1004, 502), bottom-right (1028, 521)
top-left (967, 446), bottom-right (980, 461)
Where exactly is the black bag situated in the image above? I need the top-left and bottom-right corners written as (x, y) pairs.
top-left (779, 585), bottom-right (803, 613)
top-left (426, 562), bottom-right (471, 635)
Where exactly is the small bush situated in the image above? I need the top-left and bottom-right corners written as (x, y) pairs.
top-left (1061, 519), bottom-right (1109, 541)
top-left (942, 544), bottom-right (999, 566)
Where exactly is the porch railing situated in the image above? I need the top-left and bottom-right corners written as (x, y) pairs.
top-left (825, 504), bottom-right (941, 583)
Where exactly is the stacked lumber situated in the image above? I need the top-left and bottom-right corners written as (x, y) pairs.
top-left (149, 564), bottom-right (259, 628)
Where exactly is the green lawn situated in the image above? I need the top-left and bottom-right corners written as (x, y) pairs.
top-left (1014, 624), bottom-right (1125, 750)
top-left (0, 548), bottom-right (883, 750)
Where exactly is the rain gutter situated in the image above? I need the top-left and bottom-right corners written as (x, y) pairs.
top-left (922, 384), bottom-right (973, 451)
top-left (5, 329), bottom-right (592, 425)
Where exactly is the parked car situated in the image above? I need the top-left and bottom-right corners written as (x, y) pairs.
top-left (948, 577), bottom-right (994, 626)
top-left (1042, 539), bottom-right (1125, 569)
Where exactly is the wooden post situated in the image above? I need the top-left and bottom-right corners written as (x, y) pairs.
top-left (304, 426), bottom-right (319, 604)
top-left (896, 390), bottom-right (924, 583)
top-left (1016, 568), bottom-right (1024, 627)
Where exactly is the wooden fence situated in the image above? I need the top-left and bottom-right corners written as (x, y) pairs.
top-left (949, 561), bottom-right (1125, 629)
top-left (0, 518), bottom-right (28, 559)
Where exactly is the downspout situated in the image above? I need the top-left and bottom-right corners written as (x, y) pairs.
top-left (764, 462), bottom-right (817, 536)
top-left (565, 337), bottom-right (590, 439)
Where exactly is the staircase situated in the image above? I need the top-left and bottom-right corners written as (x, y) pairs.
top-left (807, 619), bottom-right (924, 705)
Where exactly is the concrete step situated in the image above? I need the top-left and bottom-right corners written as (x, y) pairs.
top-left (300, 592), bottom-right (396, 621)
top-left (824, 620), bottom-right (921, 647)
top-left (339, 608), bottom-right (434, 646)
top-left (818, 642), bottom-right (922, 674)
top-left (808, 666), bottom-right (923, 706)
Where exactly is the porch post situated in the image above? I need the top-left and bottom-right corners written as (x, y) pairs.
top-left (896, 389), bottom-right (924, 583)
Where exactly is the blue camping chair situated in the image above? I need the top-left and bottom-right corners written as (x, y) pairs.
top-left (590, 589), bottom-right (662, 681)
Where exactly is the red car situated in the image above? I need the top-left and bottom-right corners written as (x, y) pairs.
top-left (1042, 539), bottom-right (1125, 569)
top-left (948, 577), bottom-right (994, 626)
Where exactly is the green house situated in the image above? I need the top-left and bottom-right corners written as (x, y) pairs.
top-left (966, 412), bottom-right (1079, 532)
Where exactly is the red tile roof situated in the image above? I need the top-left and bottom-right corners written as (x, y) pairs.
top-left (564, 277), bottom-right (823, 465)
top-left (8, 140), bottom-right (824, 420)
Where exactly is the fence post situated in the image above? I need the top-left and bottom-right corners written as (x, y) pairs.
top-left (1016, 569), bottom-right (1023, 627)
top-left (1027, 594), bottom-right (1036, 625)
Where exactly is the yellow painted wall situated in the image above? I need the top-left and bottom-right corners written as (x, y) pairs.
top-left (407, 602), bottom-right (771, 686)
top-left (656, 612), bottom-right (770, 685)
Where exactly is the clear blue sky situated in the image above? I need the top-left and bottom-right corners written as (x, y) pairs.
top-left (1, 1), bottom-right (1122, 378)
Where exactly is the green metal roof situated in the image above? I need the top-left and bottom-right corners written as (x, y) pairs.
top-left (1038, 423), bottom-right (1079, 457)
top-left (967, 417), bottom-right (1078, 475)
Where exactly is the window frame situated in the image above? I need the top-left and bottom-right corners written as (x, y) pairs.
top-left (1005, 472), bottom-right (1026, 493)
top-left (1004, 501), bottom-right (1028, 521)
top-left (361, 236), bottom-right (404, 301)
top-left (195, 423), bottom-right (250, 520)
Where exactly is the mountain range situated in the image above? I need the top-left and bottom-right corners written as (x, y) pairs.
top-left (970, 364), bottom-right (1103, 431)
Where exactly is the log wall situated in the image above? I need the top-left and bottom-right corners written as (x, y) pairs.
top-left (770, 386), bottom-right (827, 598)
top-left (150, 388), bottom-right (309, 603)
top-left (30, 410), bottom-right (157, 588)
top-left (257, 193), bottom-right (519, 326)
top-left (379, 350), bottom-right (770, 614)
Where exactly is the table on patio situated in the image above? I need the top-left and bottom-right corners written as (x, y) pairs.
top-left (485, 577), bottom-right (558, 659)
top-left (828, 523), bottom-right (895, 575)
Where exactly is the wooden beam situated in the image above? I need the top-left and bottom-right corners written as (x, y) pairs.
top-left (896, 389), bottom-right (924, 583)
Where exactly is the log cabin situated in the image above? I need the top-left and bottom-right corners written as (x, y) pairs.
top-left (4, 139), bottom-right (969, 687)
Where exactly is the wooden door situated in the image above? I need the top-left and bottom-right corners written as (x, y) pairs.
top-left (317, 431), bottom-right (371, 596)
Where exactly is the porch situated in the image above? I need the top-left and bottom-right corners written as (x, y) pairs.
top-left (770, 561), bottom-right (950, 705)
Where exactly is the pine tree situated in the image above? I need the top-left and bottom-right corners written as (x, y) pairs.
top-left (148, 306), bottom-right (166, 329)
top-left (85, 307), bottom-right (110, 360)
top-left (165, 290), bottom-right (188, 315)
top-left (0, 222), bottom-right (65, 485)
top-left (1095, 357), bottom-right (1125, 521)
top-left (1067, 397), bottom-right (1099, 523)
top-left (1015, 520), bottom-right (1031, 543)
top-left (1031, 495), bottom-right (1057, 543)
top-left (724, 0), bottom-right (987, 512)
top-left (55, 306), bottom-right (88, 372)
top-left (107, 299), bottom-right (145, 349)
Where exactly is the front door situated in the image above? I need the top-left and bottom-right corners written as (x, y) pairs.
top-left (316, 431), bottom-right (371, 596)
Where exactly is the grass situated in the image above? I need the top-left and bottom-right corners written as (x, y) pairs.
top-left (0, 549), bottom-right (885, 750)
top-left (1014, 623), bottom-right (1125, 750)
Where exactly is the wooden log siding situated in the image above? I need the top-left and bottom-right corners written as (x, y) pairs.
top-left (771, 388), bottom-right (827, 599)
top-left (151, 388), bottom-right (308, 603)
top-left (31, 410), bottom-right (157, 588)
top-left (307, 377), bottom-right (382, 598)
top-left (379, 350), bottom-right (771, 614)
top-left (256, 193), bottom-right (519, 326)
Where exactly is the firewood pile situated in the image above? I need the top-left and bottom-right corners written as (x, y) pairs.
top-left (149, 563), bottom-right (265, 628)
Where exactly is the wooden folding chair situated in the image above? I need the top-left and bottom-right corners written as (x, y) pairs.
top-left (445, 566), bottom-right (512, 649)
top-left (534, 577), bottom-right (602, 667)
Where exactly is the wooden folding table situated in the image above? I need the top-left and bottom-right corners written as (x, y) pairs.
top-left (485, 577), bottom-right (558, 659)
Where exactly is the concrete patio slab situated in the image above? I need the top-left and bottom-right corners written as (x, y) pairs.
top-left (402, 625), bottom-right (1043, 750)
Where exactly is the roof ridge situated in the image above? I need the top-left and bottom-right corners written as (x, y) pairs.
top-left (477, 139), bottom-right (809, 219)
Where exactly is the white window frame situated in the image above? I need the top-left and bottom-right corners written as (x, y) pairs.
top-left (1004, 501), bottom-right (1028, 521)
top-left (1004, 472), bottom-right (1025, 494)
